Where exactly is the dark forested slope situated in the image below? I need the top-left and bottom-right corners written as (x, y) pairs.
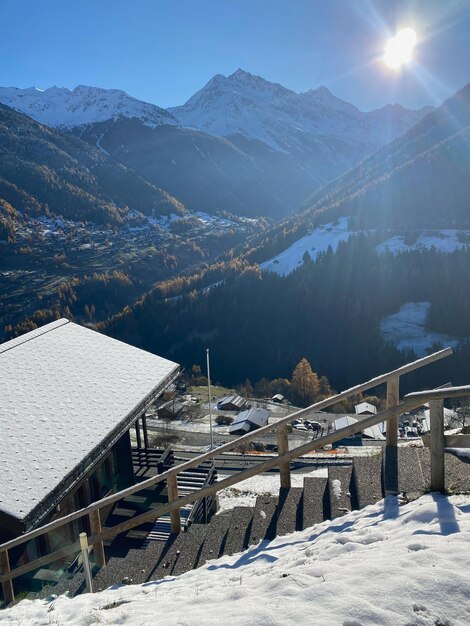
top-left (0, 104), bottom-right (186, 229)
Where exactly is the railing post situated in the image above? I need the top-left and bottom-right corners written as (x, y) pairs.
top-left (167, 474), bottom-right (181, 534)
top-left (79, 533), bottom-right (93, 593)
top-left (89, 509), bottom-right (106, 567)
top-left (385, 375), bottom-right (400, 495)
top-left (430, 399), bottom-right (445, 493)
top-left (135, 419), bottom-right (142, 449)
top-left (386, 375), bottom-right (400, 447)
top-left (277, 423), bottom-right (291, 489)
top-left (142, 415), bottom-right (150, 449)
top-left (0, 549), bottom-right (15, 605)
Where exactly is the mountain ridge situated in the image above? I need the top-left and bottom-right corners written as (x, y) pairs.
top-left (0, 72), bottom-right (434, 219)
top-left (0, 84), bottom-right (179, 129)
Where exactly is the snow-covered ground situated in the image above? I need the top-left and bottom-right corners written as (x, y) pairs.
top-left (261, 223), bottom-right (470, 278)
top-left (3, 494), bottom-right (470, 625)
top-left (380, 302), bottom-right (459, 356)
top-left (260, 217), bottom-right (353, 275)
top-left (217, 470), bottom-right (329, 513)
top-left (376, 230), bottom-right (470, 255)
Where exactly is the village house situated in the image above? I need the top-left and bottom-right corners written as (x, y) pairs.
top-left (0, 319), bottom-right (178, 569)
top-left (229, 407), bottom-right (270, 435)
top-left (216, 395), bottom-right (247, 412)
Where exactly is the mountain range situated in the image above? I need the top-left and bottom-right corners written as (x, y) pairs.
top-left (0, 71), bottom-right (433, 219)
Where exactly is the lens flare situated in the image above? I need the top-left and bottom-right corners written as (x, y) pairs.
top-left (384, 28), bottom-right (417, 69)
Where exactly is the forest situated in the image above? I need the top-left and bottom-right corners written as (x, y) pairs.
top-left (99, 236), bottom-right (470, 395)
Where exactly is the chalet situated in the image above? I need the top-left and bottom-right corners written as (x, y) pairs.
top-left (229, 407), bottom-right (270, 435)
top-left (216, 395), bottom-right (247, 412)
top-left (355, 402), bottom-right (377, 415)
top-left (0, 319), bottom-right (178, 560)
top-left (334, 415), bottom-right (385, 441)
top-left (157, 399), bottom-right (184, 420)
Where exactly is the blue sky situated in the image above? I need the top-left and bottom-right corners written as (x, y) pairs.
top-left (2, 0), bottom-right (469, 110)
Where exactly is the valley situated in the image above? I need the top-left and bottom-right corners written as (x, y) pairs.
top-left (0, 75), bottom-right (469, 394)
top-left (0, 211), bottom-right (265, 339)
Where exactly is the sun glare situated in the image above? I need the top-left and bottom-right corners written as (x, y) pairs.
top-left (384, 27), bottom-right (417, 69)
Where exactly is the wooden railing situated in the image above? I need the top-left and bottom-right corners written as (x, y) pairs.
top-left (3, 347), bottom-right (469, 604)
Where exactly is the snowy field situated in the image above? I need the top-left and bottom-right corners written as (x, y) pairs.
top-left (3, 494), bottom-right (470, 625)
top-left (260, 217), bottom-right (353, 275)
top-left (376, 230), bottom-right (470, 255)
top-left (261, 220), bottom-right (470, 278)
top-left (380, 302), bottom-right (459, 356)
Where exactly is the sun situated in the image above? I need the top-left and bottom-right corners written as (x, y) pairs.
top-left (383, 28), bottom-right (417, 69)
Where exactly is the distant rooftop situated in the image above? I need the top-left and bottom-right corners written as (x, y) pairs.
top-left (0, 319), bottom-right (178, 526)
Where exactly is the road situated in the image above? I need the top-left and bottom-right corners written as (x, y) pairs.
top-left (146, 423), bottom-right (316, 450)
top-left (173, 449), bottom-right (351, 475)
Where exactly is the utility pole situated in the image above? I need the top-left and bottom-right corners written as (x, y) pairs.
top-left (206, 348), bottom-right (214, 451)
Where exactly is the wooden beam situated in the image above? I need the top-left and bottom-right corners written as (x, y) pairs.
top-left (142, 415), bottom-right (150, 449)
top-left (167, 474), bottom-right (181, 534)
top-left (386, 375), bottom-right (400, 447)
top-left (277, 423), bottom-right (291, 489)
top-left (405, 385), bottom-right (470, 402)
top-left (0, 541), bottom-right (80, 583)
top-left (135, 419), bottom-right (142, 449)
top-left (100, 400), bottom-right (419, 541)
top-left (430, 399), bottom-right (445, 493)
top-left (89, 509), bottom-right (106, 567)
top-left (0, 549), bottom-right (14, 604)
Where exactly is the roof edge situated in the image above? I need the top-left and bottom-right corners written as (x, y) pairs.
top-left (0, 319), bottom-right (70, 355)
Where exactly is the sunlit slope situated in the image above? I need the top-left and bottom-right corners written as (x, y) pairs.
top-left (300, 83), bottom-right (470, 229)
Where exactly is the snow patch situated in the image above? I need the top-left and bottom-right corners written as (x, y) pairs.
top-left (376, 230), bottom-right (470, 255)
top-left (260, 217), bottom-right (352, 275)
top-left (217, 470), bottom-right (328, 514)
top-left (331, 478), bottom-right (342, 499)
top-left (380, 302), bottom-right (459, 356)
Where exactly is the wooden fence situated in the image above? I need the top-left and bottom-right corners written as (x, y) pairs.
top-left (3, 347), bottom-right (470, 604)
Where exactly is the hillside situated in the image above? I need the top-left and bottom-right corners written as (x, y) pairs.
top-left (0, 103), bottom-right (186, 232)
top-left (2, 494), bottom-right (469, 625)
top-left (299, 83), bottom-right (470, 230)
top-left (72, 117), bottom-right (310, 218)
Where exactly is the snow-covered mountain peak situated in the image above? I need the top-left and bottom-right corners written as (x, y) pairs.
top-left (170, 70), bottom-right (432, 152)
top-left (302, 85), bottom-right (360, 116)
top-left (0, 84), bottom-right (179, 129)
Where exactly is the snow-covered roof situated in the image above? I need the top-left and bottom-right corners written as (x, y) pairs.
top-left (218, 395), bottom-right (246, 409)
top-left (229, 408), bottom-right (270, 434)
top-left (420, 407), bottom-right (456, 432)
top-left (0, 320), bottom-right (178, 526)
top-left (334, 415), bottom-right (385, 440)
top-left (355, 402), bottom-right (377, 415)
